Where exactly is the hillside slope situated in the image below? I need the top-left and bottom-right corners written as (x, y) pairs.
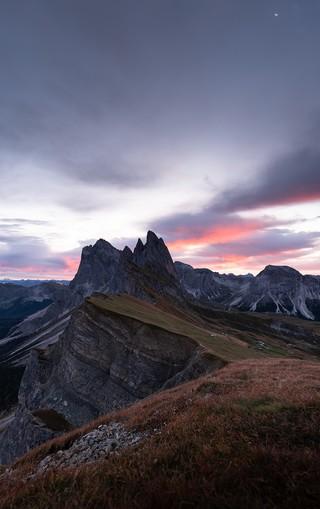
top-left (0, 282), bottom-right (71, 340)
top-left (1, 358), bottom-right (320, 509)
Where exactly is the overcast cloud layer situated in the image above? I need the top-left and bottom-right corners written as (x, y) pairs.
top-left (0, 0), bottom-right (320, 278)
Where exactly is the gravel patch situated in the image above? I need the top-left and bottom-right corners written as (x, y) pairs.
top-left (35, 422), bottom-right (148, 474)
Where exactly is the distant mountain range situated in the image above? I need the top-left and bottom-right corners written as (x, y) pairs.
top-left (0, 279), bottom-right (69, 287)
top-left (176, 262), bottom-right (320, 321)
top-left (1, 231), bottom-right (320, 464)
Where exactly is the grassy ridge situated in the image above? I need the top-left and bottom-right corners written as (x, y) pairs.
top-left (1, 358), bottom-right (320, 509)
top-left (89, 294), bottom-right (272, 361)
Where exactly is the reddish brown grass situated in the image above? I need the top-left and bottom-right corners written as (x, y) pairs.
top-left (1, 358), bottom-right (320, 508)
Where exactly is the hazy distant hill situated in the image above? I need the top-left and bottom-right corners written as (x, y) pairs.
top-left (0, 279), bottom-right (69, 287)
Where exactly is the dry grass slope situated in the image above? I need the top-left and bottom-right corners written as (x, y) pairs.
top-left (1, 358), bottom-right (320, 509)
top-left (89, 294), bottom-right (280, 361)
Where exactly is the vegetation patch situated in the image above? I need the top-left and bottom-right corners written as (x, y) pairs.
top-left (195, 381), bottom-right (232, 396)
top-left (32, 409), bottom-right (73, 432)
top-left (235, 396), bottom-right (287, 413)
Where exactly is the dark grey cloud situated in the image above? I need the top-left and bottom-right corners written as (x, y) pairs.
top-left (217, 147), bottom-right (320, 213)
top-left (196, 229), bottom-right (320, 259)
top-left (1, 0), bottom-right (320, 195)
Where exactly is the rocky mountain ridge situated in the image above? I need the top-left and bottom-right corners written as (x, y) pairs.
top-left (176, 262), bottom-right (320, 321)
top-left (0, 294), bottom-right (223, 464)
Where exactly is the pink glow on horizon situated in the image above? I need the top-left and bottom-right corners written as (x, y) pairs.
top-left (63, 256), bottom-right (81, 274)
top-left (257, 191), bottom-right (320, 210)
top-left (188, 250), bottom-right (320, 275)
top-left (0, 255), bottom-right (80, 280)
top-left (167, 221), bottom-right (263, 252)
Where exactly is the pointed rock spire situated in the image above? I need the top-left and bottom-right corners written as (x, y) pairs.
top-left (133, 231), bottom-right (176, 277)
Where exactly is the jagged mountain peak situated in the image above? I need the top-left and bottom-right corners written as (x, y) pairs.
top-left (92, 238), bottom-right (119, 253)
top-left (69, 232), bottom-right (178, 299)
top-left (133, 231), bottom-right (176, 276)
top-left (122, 245), bottom-right (133, 259)
top-left (146, 229), bottom-right (162, 244)
top-left (134, 238), bottom-right (144, 254)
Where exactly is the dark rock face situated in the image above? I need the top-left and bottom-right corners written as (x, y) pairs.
top-left (133, 231), bottom-right (176, 277)
top-left (69, 239), bottom-right (121, 297)
top-left (70, 231), bottom-right (179, 302)
top-left (0, 298), bottom-right (223, 464)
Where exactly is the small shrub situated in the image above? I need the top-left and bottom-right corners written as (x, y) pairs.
top-left (32, 409), bottom-right (73, 432)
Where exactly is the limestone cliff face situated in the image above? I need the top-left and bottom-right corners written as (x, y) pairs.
top-left (69, 231), bottom-right (179, 301)
top-left (69, 239), bottom-right (121, 297)
top-left (0, 297), bottom-right (223, 464)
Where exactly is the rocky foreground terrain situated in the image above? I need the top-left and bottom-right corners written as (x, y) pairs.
top-left (0, 358), bottom-right (319, 509)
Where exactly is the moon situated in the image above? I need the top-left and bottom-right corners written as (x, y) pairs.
top-left (274, 12), bottom-right (279, 17)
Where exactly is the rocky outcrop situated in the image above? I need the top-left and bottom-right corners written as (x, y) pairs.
top-left (0, 296), bottom-right (223, 464)
top-left (35, 422), bottom-right (148, 475)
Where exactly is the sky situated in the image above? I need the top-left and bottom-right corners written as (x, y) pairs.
top-left (0, 0), bottom-right (320, 279)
